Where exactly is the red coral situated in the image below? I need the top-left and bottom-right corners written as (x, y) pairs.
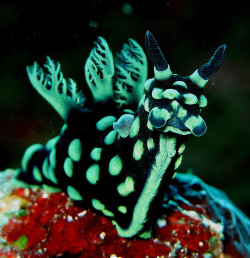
top-left (0, 187), bottom-right (225, 257)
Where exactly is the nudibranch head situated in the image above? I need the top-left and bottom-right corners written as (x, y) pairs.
top-left (144, 31), bottom-right (226, 137)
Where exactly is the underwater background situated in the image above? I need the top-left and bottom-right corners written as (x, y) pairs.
top-left (0, 0), bottom-right (249, 216)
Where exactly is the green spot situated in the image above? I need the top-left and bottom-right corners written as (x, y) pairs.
top-left (178, 143), bottom-right (186, 154)
top-left (96, 116), bottom-right (117, 131)
top-left (92, 198), bottom-right (105, 211)
top-left (49, 148), bottom-right (56, 168)
top-left (68, 138), bottom-right (82, 162)
top-left (185, 115), bottom-right (207, 137)
top-left (147, 138), bottom-right (155, 151)
top-left (14, 235), bottom-right (28, 250)
top-left (60, 123), bottom-right (68, 135)
top-left (118, 206), bottom-right (127, 214)
top-left (177, 107), bottom-right (187, 118)
top-left (104, 130), bottom-right (117, 145)
top-left (48, 166), bottom-right (58, 184)
top-left (129, 116), bottom-right (140, 138)
top-left (45, 136), bottom-right (59, 150)
top-left (139, 229), bottom-right (152, 239)
top-left (174, 155), bottom-right (183, 170)
top-left (90, 148), bottom-right (102, 161)
top-left (63, 157), bottom-right (73, 177)
top-left (163, 89), bottom-right (180, 99)
top-left (42, 157), bottom-right (50, 179)
top-left (172, 172), bottom-right (177, 178)
top-left (171, 100), bottom-right (179, 110)
top-left (152, 88), bottom-right (163, 99)
top-left (144, 98), bottom-right (150, 112)
top-left (138, 94), bottom-right (145, 107)
top-left (86, 164), bottom-right (100, 185)
top-left (42, 184), bottom-right (61, 193)
top-left (67, 185), bottom-right (83, 201)
top-left (173, 81), bottom-right (187, 88)
top-left (199, 95), bottom-right (208, 108)
top-left (103, 209), bottom-right (114, 217)
top-left (144, 78), bottom-right (154, 91)
top-left (133, 140), bottom-right (144, 160)
top-left (32, 166), bottom-right (43, 182)
top-left (184, 93), bottom-right (198, 105)
top-left (109, 155), bottom-right (123, 176)
top-left (148, 107), bottom-right (170, 128)
top-left (21, 144), bottom-right (42, 171)
top-left (147, 121), bottom-right (154, 130)
top-left (117, 176), bottom-right (135, 196)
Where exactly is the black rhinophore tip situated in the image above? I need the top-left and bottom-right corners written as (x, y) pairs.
top-left (145, 30), bottom-right (168, 71)
top-left (198, 44), bottom-right (226, 80)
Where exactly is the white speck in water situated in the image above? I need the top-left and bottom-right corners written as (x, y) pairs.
top-left (122, 3), bottom-right (133, 15)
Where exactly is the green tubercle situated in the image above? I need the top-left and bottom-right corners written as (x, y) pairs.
top-left (68, 138), bottom-right (82, 162)
top-left (129, 116), bottom-right (140, 138)
top-left (118, 206), bottom-right (127, 214)
top-left (102, 209), bottom-right (115, 217)
top-left (48, 166), bottom-right (58, 184)
top-left (21, 144), bottom-right (43, 171)
top-left (45, 136), bottom-right (59, 150)
top-left (199, 95), bottom-right (208, 107)
top-left (183, 93), bottom-right (198, 105)
top-left (109, 155), bottom-right (123, 176)
top-left (32, 166), bottom-right (43, 182)
top-left (86, 164), bottom-right (100, 185)
top-left (133, 140), bottom-right (144, 160)
top-left (96, 116), bottom-right (117, 131)
top-left (63, 157), bottom-right (74, 177)
top-left (162, 89), bottom-right (180, 99)
top-left (42, 184), bottom-right (61, 193)
top-left (147, 138), bottom-right (155, 150)
top-left (174, 155), bottom-right (183, 170)
top-left (117, 176), bottom-right (135, 196)
top-left (90, 147), bottom-right (102, 161)
top-left (42, 157), bottom-right (50, 179)
top-left (49, 149), bottom-right (56, 169)
top-left (152, 88), bottom-right (163, 99)
top-left (104, 130), bottom-right (117, 145)
top-left (67, 185), bottom-right (83, 201)
top-left (173, 81), bottom-right (187, 88)
top-left (144, 78), bottom-right (154, 91)
top-left (92, 198), bottom-right (105, 211)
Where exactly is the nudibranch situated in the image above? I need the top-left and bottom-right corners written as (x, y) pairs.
top-left (13, 31), bottom-right (226, 238)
